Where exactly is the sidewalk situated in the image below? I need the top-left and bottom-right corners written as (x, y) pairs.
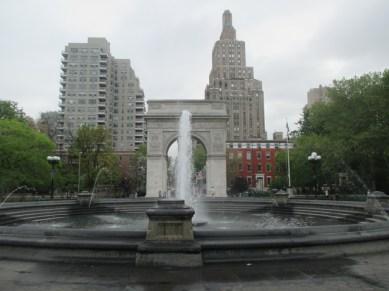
top-left (1, 251), bottom-right (389, 290)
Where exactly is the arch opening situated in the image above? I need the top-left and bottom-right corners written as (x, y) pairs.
top-left (166, 137), bottom-right (207, 198)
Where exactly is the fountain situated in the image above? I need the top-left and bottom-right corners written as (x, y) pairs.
top-left (174, 111), bottom-right (208, 225)
top-left (175, 110), bottom-right (193, 202)
top-left (75, 167), bottom-right (109, 207)
top-left (0, 186), bottom-right (29, 208)
top-left (90, 167), bottom-right (110, 207)
top-left (1, 107), bottom-right (389, 266)
top-left (136, 110), bottom-right (203, 267)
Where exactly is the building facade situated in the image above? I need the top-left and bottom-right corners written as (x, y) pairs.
top-left (57, 38), bottom-right (145, 152)
top-left (272, 131), bottom-right (284, 141)
top-left (307, 85), bottom-right (329, 108)
top-left (37, 111), bottom-right (59, 141)
top-left (205, 10), bottom-right (266, 141)
top-left (227, 141), bottom-right (293, 191)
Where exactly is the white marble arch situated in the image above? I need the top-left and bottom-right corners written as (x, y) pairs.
top-left (145, 100), bottom-right (228, 197)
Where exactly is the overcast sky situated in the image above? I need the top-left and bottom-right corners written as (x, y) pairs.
top-left (1, 0), bottom-right (388, 136)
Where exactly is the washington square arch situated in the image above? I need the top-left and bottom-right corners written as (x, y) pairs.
top-left (145, 100), bottom-right (228, 197)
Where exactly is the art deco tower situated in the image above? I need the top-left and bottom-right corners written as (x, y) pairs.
top-left (205, 10), bottom-right (266, 140)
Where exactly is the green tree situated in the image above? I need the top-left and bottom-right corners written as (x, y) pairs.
top-left (68, 125), bottom-right (119, 191)
top-left (271, 151), bottom-right (288, 190)
top-left (135, 144), bottom-right (147, 195)
top-left (293, 70), bottom-right (389, 193)
top-left (0, 100), bottom-right (26, 121)
top-left (0, 119), bottom-right (55, 193)
top-left (231, 177), bottom-right (248, 194)
top-left (193, 143), bottom-right (206, 172)
top-left (287, 135), bottom-right (343, 193)
top-left (226, 152), bottom-right (241, 192)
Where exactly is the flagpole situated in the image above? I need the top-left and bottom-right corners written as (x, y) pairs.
top-left (286, 121), bottom-right (291, 189)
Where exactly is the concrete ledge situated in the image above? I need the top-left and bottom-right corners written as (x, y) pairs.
top-left (136, 252), bottom-right (203, 267)
top-left (137, 240), bottom-right (201, 253)
top-left (202, 239), bottom-right (389, 263)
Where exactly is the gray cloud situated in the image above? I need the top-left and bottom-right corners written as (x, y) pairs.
top-left (1, 0), bottom-right (388, 137)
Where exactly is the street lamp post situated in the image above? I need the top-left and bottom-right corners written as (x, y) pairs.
top-left (78, 151), bottom-right (82, 193)
top-left (47, 156), bottom-right (61, 199)
top-left (308, 152), bottom-right (321, 194)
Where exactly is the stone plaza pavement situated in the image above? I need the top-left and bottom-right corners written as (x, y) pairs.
top-left (1, 252), bottom-right (389, 291)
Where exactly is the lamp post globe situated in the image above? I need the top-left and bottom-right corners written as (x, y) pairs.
top-left (308, 152), bottom-right (321, 194)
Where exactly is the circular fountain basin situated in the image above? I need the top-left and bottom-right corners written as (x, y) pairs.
top-left (15, 211), bottom-right (351, 231)
top-left (0, 197), bottom-right (388, 264)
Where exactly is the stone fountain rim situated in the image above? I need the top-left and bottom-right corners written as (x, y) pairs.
top-left (0, 197), bottom-right (388, 264)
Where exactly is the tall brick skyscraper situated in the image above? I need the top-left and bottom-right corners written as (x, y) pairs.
top-left (205, 10), bottom-right (266, 140)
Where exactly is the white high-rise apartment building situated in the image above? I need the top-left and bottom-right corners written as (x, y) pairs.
top-left (56, 38), bottom-right (145, 152)
top-left (205, 10), bottom-right (266, 140)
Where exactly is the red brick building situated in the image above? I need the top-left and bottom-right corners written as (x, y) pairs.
top-left (226, 141), bottom-right (293, 191)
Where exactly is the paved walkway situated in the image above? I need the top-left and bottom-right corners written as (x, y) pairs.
top-left (1, 252), bottom-right (389, 290)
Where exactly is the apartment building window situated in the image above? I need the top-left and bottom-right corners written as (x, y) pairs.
top-left (266, 151), bottom-right (271, 160)
top-left (246, 151), bottom-right (251, 160)
top-left (257, 164), bottom-right (262, 172)
top-left (247, 164), bottom-right (252, 172)
top-left (266, 163), bottom-right (272, 172)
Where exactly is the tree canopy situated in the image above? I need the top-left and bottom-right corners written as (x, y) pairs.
top-left (193, 143), bottom-right (206, 173)
top-left (288, 70), bottom-right (389, 193)
top-left (0, 100), bottom-right (26, 121)
top-left (68, 125), bottom-right (119, 191)
top-left (0, 119), bottom-right (55, 193)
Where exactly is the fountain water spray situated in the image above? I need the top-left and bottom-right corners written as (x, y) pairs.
top-left (88, 167), bottom-right (109, 208)
top-left (0, 185), bottom-right (29, 208)
top-left (175, 110), bottom-right (193, 202)
top-left (174, 111), bottom-right (208, 224)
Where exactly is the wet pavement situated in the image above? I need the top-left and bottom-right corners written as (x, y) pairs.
top-left (1, 252), bottom-right (389, 290)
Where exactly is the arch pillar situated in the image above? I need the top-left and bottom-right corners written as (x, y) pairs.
top-left (206, 155), bottom-right (226, 197)
top-left (146, 155), bottom-right (167, 197)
